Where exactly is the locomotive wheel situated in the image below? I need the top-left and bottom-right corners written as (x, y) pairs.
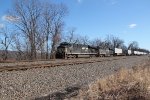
top-left (73, 55), bottom-right (76, 58)
top-left (68, 55), bottom-right (72, 59)
top-left (100, 55), bottom-right (102, 57)
top-left (75, 55), bottom-right (78, 58)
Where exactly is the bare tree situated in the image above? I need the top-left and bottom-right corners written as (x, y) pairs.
top-left (63, 27), bottom-right (79, 43)
top-left (79, 35), bottom-right (89, 45)
top-left (9, 0), bottom-right (42, 60)
top-left (0, 27), bottom-right (14, 60)
top-left (50, 20), bottom-right (63, 59)
top-left (36, 31), bottom-right (46, 59)
top-left (128, 41), bottom-right (139, 50)
top-left (91, 37), bottom-right (115, 49)
top-left (64, 27), bottom-right (91, 46)
top-left (49, 3), bottom-right (68, 59)
top-left (94, 38), bottom-right (102, 46)
top-left (11, 32), bottom-right (25, 60)
top-left (90, 38), bottom-right (106, 48)
top-left (42, 2), bottom-right (68, 59)
top-left (111, 36), bottom-right (124, 48)
top-left (105, 35), bottom-right (124, 49)
top-left (42, 2), bottom-right (54, 59)
top-left (104, 35), bottom-right (113, 49)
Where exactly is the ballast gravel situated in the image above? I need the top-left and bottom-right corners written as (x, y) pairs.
top-left (0, 56), bottom-right (149, 100)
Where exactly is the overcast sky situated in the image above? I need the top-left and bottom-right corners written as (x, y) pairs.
top-left (0, 0), bottom-right (150, 50)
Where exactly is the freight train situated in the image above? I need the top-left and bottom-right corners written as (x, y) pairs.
top-left (56, 42), bottom-right (148, 59)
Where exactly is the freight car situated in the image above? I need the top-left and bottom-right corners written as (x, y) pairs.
top-left (98, 48), bottom-right (114, 57)
top-left (128, 50), bottom-right (132, 56)
top-left (114, 48), bottom-right (123, 56)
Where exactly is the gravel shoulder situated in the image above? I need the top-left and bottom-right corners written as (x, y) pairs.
top-left (0, 56), bottom-right (149, 100)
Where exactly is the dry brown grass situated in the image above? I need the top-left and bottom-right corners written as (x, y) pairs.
top-left (72, 61), bottom-right (150, 100)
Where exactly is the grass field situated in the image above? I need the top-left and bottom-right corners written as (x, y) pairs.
top-left (73, 60), bottom-right (150, 100)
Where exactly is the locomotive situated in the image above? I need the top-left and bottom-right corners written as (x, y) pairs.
top-left (56, 42), bottom-right (148, 59)
top-left (56, 42), bottom-right (98, 59)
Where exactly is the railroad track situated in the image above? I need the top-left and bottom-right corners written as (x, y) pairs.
top-left (0, 57), bottom-right (127, 72)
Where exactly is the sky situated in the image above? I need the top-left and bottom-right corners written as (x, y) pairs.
top-left (0, 0), bottom-right (150, 50)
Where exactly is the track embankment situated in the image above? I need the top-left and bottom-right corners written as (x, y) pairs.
top-left (0, 56), bottom-right (149, 100)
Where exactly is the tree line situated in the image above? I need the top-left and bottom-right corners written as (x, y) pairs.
top-left (0, 0), bottom-right (149, 61)
top-left (64, 29), bottom-right (149, 53)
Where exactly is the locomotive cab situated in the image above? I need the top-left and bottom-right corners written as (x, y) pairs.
top-left (56, 46), bottom-right (66, 59)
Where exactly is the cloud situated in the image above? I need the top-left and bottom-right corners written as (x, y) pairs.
top-left (129, 24), bottom-right (137, 28)
top-left (0, 24), bottom-right (4, 29)
top-left (77, 0), bottom-right (82, 3)
top-left (2, 15), bottom-right (20, 22)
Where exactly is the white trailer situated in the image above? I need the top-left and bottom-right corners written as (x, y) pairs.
top-left (115, 48), bottom-right (122, 55)
top-left (134, 51), bottom-right (138, 55)
top-left (137, 51), bottom-right (140, 55)
top-left (128, 50), bottom-right (132, 55)
top-left (134, 51), bottom-right (142, 55)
